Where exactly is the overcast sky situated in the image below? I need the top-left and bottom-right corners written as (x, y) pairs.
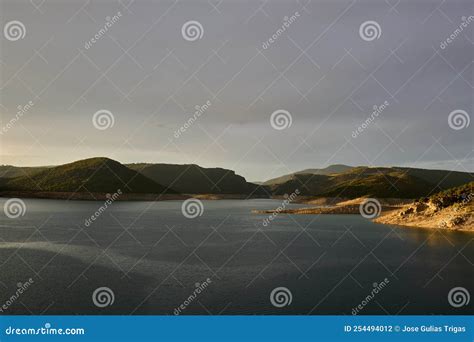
top-left (1, 0), bottom-right (472, 181)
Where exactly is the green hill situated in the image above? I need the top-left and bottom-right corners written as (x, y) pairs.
top-left (127, 163), bottom-right (269, 196)
top-left (1, 158), bottom-right (174, 194)
top-left (267, 166), bottom-right (473, 198)
top-left (263, 164), bottom-right (353, 185)
top-left (0, 165), bottom-right (49, 178)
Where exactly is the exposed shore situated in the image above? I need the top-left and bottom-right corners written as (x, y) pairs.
top-left (252, 197), bottom-right (408, 215)
top-left (375, 202), bottom-right (473, 232)
top-left (253, 196), bottom-right (473, 232)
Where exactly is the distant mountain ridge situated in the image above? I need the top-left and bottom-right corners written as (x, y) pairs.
top-left (263, 164), bottom-right (353, 185)
top-left (266, 166), bottom-right (473, 198)
top-left (0, 160), bottom-right (472, 199)
top-left (127, 163), bottom-right (268, 196)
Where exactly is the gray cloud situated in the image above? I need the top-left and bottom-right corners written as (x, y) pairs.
top-left (1, 0), bottom-right (472, 180)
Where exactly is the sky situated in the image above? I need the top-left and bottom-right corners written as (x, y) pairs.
top-left (0, 0), bottom-right (473, 181)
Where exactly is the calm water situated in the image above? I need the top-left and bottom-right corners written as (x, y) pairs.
top-left (0, 198), bottom-right (472, 315)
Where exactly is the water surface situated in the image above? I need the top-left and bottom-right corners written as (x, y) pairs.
top-left (0, 198), bottom-right (472, 315)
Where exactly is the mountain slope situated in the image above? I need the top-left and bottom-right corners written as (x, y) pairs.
top-left (268, 166), bottom-right (473, 198)
top-left (263, 164), bottom-right (353, 186)
top-left (127, 163), bottom-right (269, 196)
top-left (1, 158), bottom-right (175, 194)
top-left (0, 165), bottom-right (49, 178)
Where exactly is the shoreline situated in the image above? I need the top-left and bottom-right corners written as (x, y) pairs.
top-left (252, 196), bottom-right (473, 232)
top-left (0, 191), bottom-right (269, 201)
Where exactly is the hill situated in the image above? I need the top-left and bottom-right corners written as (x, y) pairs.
top-left (266, 166), bottom-right (473, 199)
top-left (0, 165), bottom-right (50, 178)
top-left (375, 182), bottom-right (473, 231)
top-left (263, 164), bottom-right (353, 186)
top-left (1, 158), bottom-right (174, 194)
top-left (127, 163), bottom-right (269, 196)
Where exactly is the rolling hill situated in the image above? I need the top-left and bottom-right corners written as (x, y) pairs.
top-left (0, 159), bottom-right (472, 200)
top-left (0, 165), bottom-right (50, 178)
top-left (0, 158), bottom-right (174, 194)
top-left (266, 166), bottom-right (473, 198)
top-left (127, 163), bottom-right (268, 196)
top-left (263, 164), bottom-right (353, 186)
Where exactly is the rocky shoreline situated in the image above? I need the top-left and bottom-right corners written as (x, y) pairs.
top-left (253, 195), bottom-right (473, 232)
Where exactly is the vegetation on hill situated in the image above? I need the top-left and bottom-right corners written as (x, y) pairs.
top-left (267, 166), bottom-right (473, 199)
top-left (263, 164), bottom-right (353, 185)
top-left (1, 158), bottom-right (175, 194)
top-left (127, 163), bottom-right (269, 196)
top-left (0, 159), bottom-right (472, 200)
top-left (0, 165), bottom-right (49, 178)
